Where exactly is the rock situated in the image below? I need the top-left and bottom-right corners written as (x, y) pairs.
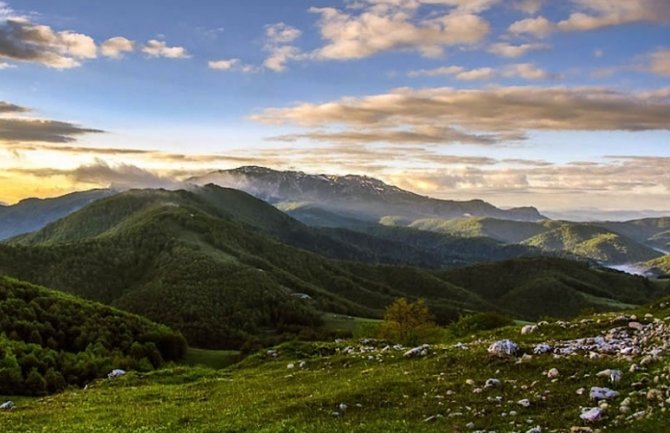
top-left (287, 363), bottom-right (295, 369)
top-left (488, 339), bottom-right (520, 357)
top-left (423, 414), bottom-right (443, 422)
top-left (404, 344), bottom-right (429, 358)
top-left (466, 379), bottom-right (476, 386)
top-left (533, 343), bottom-right (552, 355)
top-left (647, 389), bottom-right (664, 401)
top-left (485, 378), bottom-right (502, 388)
top-left (570, 427), bottom-right (594, 433)
top-left (518, 399), bottom-right (531, 408)
top-left (596, 369), bottom-right (622, 384)
top-left (628, 322), bottom-right (644, 331)
top-left (580, 407), bottom-right (603, 422)
top-left (521, 325), bottom-right (538, 335)
top-left (526, 427), bottom-right (542, 433)
top-left (590, 387), bottom-right (619, 400)
top-left (0, 401), bottom-right (14, 410)
top-left (547, 368), bottom-right (560, 379)
top-left (465, 421), bottom-right (475, 429)
top-left (107, 369), bottom-right (126, 379)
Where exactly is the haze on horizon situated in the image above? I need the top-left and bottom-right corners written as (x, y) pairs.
top-left (0, 0), bottom-right (669, 212)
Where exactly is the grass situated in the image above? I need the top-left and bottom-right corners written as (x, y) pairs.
top-left (2, 299), bottom-right (670, 433)
top-left (184, 348), bottom-right (241, 370)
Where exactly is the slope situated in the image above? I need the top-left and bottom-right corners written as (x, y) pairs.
top-left (0, 189), bottom-right (114, 240)
top-left (0, 276), bottom-right (186, 396)
top-left (436, 257), bottom-right (661, 319)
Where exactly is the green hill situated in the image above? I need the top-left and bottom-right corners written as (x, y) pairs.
top-left (0, 187), bottom-right (661, 349)
top-left (436, 257), bottom-right (660, 319)
top-left (404, 217), bottom-right (546, 244)
top-left (0, 276), bottom-right (186, 396)
top-left (523, 223), bottom-right (662, 264)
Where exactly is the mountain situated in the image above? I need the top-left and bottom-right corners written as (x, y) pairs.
top-left (595, 217), bottom-right (670, 252)
top-left (0, 276), bottom-right (186, 396)
top-left (0, 189), bottom-right (114, 240)
top-left (382, 216), bottom-right (664, 265)
top-left (188, 166), bottom-right (546, 222)
top-left (0, 185), bottom-right (656, 349)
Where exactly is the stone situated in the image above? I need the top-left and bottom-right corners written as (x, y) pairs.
top-left (579, 407), bottom-right (603, 422)
top-left (517, 399), bottom-right (531, 408)
top-left (590, 387), bottom-right (619, 400)
top-left (533, 343), bottom-right (552, 355)
top-left (521, 325), bottom-right (538, 335)
top-left (404, 345), bottom-right (429, 358)
top-left (628, 322), bottom-right (644, 331)
top-left (488, 340), bottom-right (520, 357)
top-left (547, 368), bottom-right (560, 379)
top-left (485, 378), bottom-right (502, 388)
top-left (526, 427), bottom-right (542, 433)
top-left (596, 369), bottom-right (622, 384)
top-left (570, 427), bottom-right (594, 433)
top-left (107, 369), bottom-right (126, 379)
top-left (0, 401), bottom-right (14, 410)
top-left (647, 389), bottom-right (664, 401)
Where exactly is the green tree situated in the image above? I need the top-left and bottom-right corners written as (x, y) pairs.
top-left (378, 298), bottom-right (441, 346)
top-left (25, 368), bottom-right (47, 396)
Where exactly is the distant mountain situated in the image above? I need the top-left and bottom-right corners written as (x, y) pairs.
top-left (0, 185), bottom-right (653, 349)
top-left (188, 166), bottom-right (546, 222)
top-left (0, 189), bottom-right (114, 240)
top-left (544, 209), bottom-right (670, 222)
top-left (595, 218), bottom-right (670, 252)
top-left (382, 217), bottom-right (664, 265)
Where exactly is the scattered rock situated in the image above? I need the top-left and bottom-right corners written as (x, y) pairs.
top-left (488, 339), bottom-right (520, 357)
top-left (404, 344), bottom-right (430, 358)
top-left (590, 387), bottom-right (619, 401)
top-left (107, 369), bottom-right (126, 379)
top-left (533, 343), bottom-right (552, 355)
top-left (580, 407), bottom-right (603, 423)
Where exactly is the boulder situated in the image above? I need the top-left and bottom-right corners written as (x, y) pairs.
top-left (0, 401), bottom-right (14, 410)
top-left (589, 387), bottom-right (619, 401)
top-left (579, 407), bottom-right (602, 422)
top-left (488, 339), bottom-right (520, 357)
top-left (107, 369), bottom-right (126, 379)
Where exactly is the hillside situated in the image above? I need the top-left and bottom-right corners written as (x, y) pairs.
top-left (0, 189), bottom-right (114, 241)
top-left (435, 257), bottom-right (660, 319)
top-left (384, 217), bottom-right (664, 265)
top-left (0, 276), bottom-right (186, 396)
top-left (3, 295), bottom-right (670, 432)
top-left (0, 186), bottom-right (657, 349)
top-left (189, 166), bottom-right (546, 222)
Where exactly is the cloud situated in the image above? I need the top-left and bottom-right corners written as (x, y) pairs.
top-left (408, 65), bottom-right (495, 80)
top-left (0, 101), bottom-right (26, 113)
top-left (488, 42), bottom-right (549, 58)
top-left (262, 23), bottom-right (306, 72)
top-left (71, 160), bottom-right (184, 190)
top-left (502, 63), bottom-right (557, 80)
top-left (309, 2), bottom-right (490, 61)
top-left (142, 39), bottom-right (189, 59)
top-left (100, 37), bottom-right (135, 59)
top-left (508, 16), bottom-right (554, 38)
top-left (558, 0), bottom-right (670, 32)
top-left (0, 60), bottom-right (14, 68)
top-left (0, 17), bottom-right (97, 68)
top-left (514, 0), bottom-right (543, 14)
top-left (252, 86), bottom-right (670, 146)
top-left (208, 58), bottom-right (257, 73)
top-left (649, 48), bottom-right (670, 76)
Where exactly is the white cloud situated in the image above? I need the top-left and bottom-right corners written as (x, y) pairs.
top-left (514, 0), bottom-right (543, 14)
top-left (558, 0), bottom-right (670, 32)
top-left (488, 42), bottom-right (549, 58)
top-left (508, 16), bottom-right (554, 38)
top-left (0, 17), bottom-right (97, 69)
top-left (262, 23), bottom-right (306, 72)
top-left (100, 37), bottom-right (135, 59)
top-left (0, 61), bottom-right (14, 69)
top-left (502, 63), bottom-right (556, 80)
top-left (309, 2), bottom-right (490, 61)
top-left (408, 65), bottom-right (495, 80)
top-left (265, 22), bottom-right (302, 44)
top-left (208, 58), bottom-right (257, 73)
top-left (649, 48), bottom-right (670, 76)
top-left (253, 86), bottom-right (670, 146)
top-left (142, 39), bottom-right (189, 59)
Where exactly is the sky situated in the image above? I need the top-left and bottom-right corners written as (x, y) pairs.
top-left (0, 0), bottom-right (669, 211)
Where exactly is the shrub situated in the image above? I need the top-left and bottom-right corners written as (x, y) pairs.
top-left (377, 298), bottom-right (442, 346)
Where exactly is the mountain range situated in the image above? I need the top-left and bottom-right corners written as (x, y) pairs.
top-left (1, 184), bottom-right (661, 350)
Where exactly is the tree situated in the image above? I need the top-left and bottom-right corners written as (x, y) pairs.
top-left (25, 368), bottom-right (47, 396)
top-left (378, 298), bottom-right (440, 346)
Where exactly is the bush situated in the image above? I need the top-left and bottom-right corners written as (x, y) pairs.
top-left (448, 312), bottom-right (514, 338)
top-left (377, 298), bottom-right (442, 346)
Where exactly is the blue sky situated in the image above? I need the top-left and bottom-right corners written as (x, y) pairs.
top-left (0, 0), bottom-right (669, 211)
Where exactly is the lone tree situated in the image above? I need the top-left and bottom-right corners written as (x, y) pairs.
top-left (378, 298), bottom-right (440, 345)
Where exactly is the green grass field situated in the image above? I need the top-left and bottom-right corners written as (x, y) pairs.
top-left (184, 348), bottom-right (242, 370)
top-left (2, 299), bottom-right (669, 433)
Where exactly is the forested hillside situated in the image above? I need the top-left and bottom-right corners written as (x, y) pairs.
top-left (0, 276), bottom-right (186, 396)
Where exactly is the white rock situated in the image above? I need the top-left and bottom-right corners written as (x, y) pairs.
top-left (590, 387), bottom-right (619, 400)
top-left (526, 427), bottom-right (542, 433)
top-left (107, 369), bottom-right (126, 379)
top-left (533, 343), bottom-right (552, 355)
top-left (0, 401), bottom-right (14, 410)
top-left (485, 378), bottom-right (502, 388)
top-left (287, 363), bottom-right (295, 369)
top-left (579, 407), bottom-right (602, 422)
top-left (488, 340), bottom-right (520, 357)
top-left (521, 325), bottom-right (538, 335)
top-left (547, 368), bottom-right (560, 379)
top-left (517, 399), bottom-right (531, 408)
